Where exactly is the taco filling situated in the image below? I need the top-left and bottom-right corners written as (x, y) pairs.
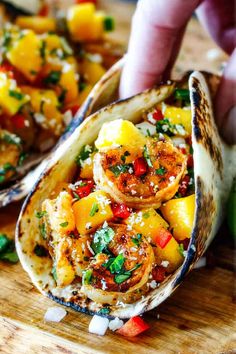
top-left (37, 85), bottom-right (196, 307)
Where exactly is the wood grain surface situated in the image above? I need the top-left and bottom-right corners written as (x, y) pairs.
top-left (0, 1), bottom-right (235, 353)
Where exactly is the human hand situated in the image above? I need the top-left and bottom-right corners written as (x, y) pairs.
top-left (120, 0), bottom-right (235, 144)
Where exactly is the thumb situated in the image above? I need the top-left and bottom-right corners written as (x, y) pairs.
top-left (215, 48), bottom-right (236, 145)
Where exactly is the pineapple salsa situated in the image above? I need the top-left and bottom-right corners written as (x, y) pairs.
top-left (36, 86), bottom-right (196, 308)
top-left (0, 2), bottom-right (117, 184)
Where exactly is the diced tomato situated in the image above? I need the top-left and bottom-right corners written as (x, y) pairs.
top-left (153, 227), bottom-right (172, 249)
top-left (75, 0), bottom-right (97, 4)
top-left (111, 203), bottom-right (131, 219)
top-left (74, 179), bottom-right (94, 199)
top-left (38, 4), bottom-right (49, 16)
top-left (187, 154), bottom-right (194, 168)
top-left (178, 175), bottom-right (190, 196)
top-left (62, 105), bottom-right (80, 116)
top-left (179, 147), bottom-right (187, 155)
top-left (152, 109), bottom-right (164, 121)
top-left (152, 266), bottom-right (166, 283)
top-left (117, 316), bottom-right (149, 337)
top-left (134, 157), bottom-right (148, 177)
top-left (186, 136), bottom-right (192, 146)
top-left (11, 114), bottom-right (26, 129)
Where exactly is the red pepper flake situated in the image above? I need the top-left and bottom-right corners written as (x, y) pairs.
top-left (133, 157), bottom-right (148, 177)
top-left (152, 109), bottom-right (164, 121)
top-left (152, 266), bottom-right (166, 283)
top-left (74, 179), bottom-right (94, 199)
top-left (178, 175), bottom-right (190, 196)
top-left (153, 227), bottom-right (172, 249)
top-left (111, 203), bottom-right (131, 219)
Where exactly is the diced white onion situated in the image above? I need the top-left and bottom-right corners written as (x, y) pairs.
top-left (171, 137), bottom-right (186, 147)
top-left (108, 317), bottom-right (124, 331)
top-left (193, 257), bottom-right (206, 269)
top-left (136, 122), bottom-right (156, 136)
top-left (89, 315), bottom-right (109, 336)
top-left (44, 307), bottom-right (67, 322)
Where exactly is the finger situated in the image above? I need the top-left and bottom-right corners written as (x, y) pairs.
top-left (215, 48), bottom-right (236, 144)
top-left (196, 0), bottom-right (235, 54)
top-left (120, 0), bottom-right (200, 98)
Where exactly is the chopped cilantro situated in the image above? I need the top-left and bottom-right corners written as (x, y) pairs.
top-left (39, 222), bottom-right (46, 239)
top-left (72, 191), bottom-right (80, 200)
top-left (9, 90), bottom-right (24, 100)
top-left (18, 152), bottom-right (27, 166)
top-left (82, 269), bottom-right (93, 285)
top-left (155, 166), bottom-right (166, 175)
top-left (2, 133), bottom-right (21, 147)
top-left (89, 203), bottom-right (99, 217)
top-left (109, 254), bottom-right (125, 274)
top-left (98, 307), bottom-right (110, 315)
top-left (0, 234), bottom-right (10, 253)
top-left (52, 266), bottom-right (57, 281)
top-left (174, 89), bottom-right (190, 103)
top-left (0, 251), bottom-right (18, 263)
top-left (34, 244), bottom-right (48, 257)
top-left (0, 234), bottom-right (18, 263)
top-left (109, 164), bottom-right (131, 177)
top-left (178, 243), bottom-right (185, 257)
top-left (121, 151), bottom-right (130, 163)
top-left (44, 70), bottom-right (61, 85)
top-left (114, 273), bottom-right (131, 284)
top-left (132, 233), bottom-right (142, 247)
top-left (60, 221), bottom-right (69, 227)
top-left (75, 145), bottom-right (93, 166)
top-left (35, 210), bottom-right (47, 219)
top-left (143, 212), bottom-right (150, 219)
top-left (143, 145), bottom-right (153, 167)
top-left (103, 16), bottom-right (115, 31)
top-left (91, 226), bottom-right (115, 254)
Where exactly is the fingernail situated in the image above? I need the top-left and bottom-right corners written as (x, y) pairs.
top-left (221, 106), bottom-right (236, 145)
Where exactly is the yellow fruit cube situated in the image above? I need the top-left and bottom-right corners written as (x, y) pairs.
top-left (59, 65), bottom-right (79, 104)
top-left (55, 239), bottom-right (75, 287)
top-left (0, 73), bottom-right (29, 116)
top-left (163, 105), bottom-right (192, 136)
top-left (43, 33), bottom-right (62, 51)
top-left (95, 120), bottom-right (147, 150)
top-left (15, 16), bottom-right (56, 34)
top-left (81, 59), bottom-right (106, 85)
top-left (21, 86), bottom-right (63, 135)
top-left (161, 194), bottom-right (195, 241)
top-left (7, 30), bottom-right (43, 81)
top-left (80, 153), bottom-right (94, 179)
top-left (67, 3), bottom-right (95, 41)
top-left (90, 11), bottom-right (105, 40)
top-left (155, 237), bottom-right (184, 273)
top-left (73, 190), bottom-right (113, 235)
top-left (125, 208), bottom-right (168, 238)
top-left (77, 84), bottom-right (93, 106)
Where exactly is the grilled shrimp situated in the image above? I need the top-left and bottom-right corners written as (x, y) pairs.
top-left (93, 138), bottom-right (187, 209)
top-left (82, 223), bottom-right (154, 305)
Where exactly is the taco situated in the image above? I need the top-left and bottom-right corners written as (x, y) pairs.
top-left (16, 62), bottom-right (235, 319)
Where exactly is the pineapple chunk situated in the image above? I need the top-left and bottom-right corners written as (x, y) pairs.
top-left (55, 238), bottom-right (76, 287)
top-left (80, 153), bottom-right (95, 179)
top-left (95, 120), bottom-right (147, 150)
top-left (0, 73), bottom-right (29, 116)
top-left (77, 84), bottom-right (93, 106)
top-left (42, 191), bottom-right (75, 240)
top-left (15, 16), bottom-right (56, 34)
top-left (163, 105), bottom-right (192, 136)
top-left (21, 86), bottom-right (63, 135)
top-left (60, 64), bottom-right (79, 104)
top-left (7, 30), bottom-right (43, 81)
top-left (81, 59), bottom-right (106, 85)
top-left (125, 208), bottom-right (168, 238)
top-left (43, 33), bottom-right (61, 51)
top-left (67, 3), bottom-right (95, 41)
top-left (73, 190), bottom-right (113, 235)
top-left (161, 194), bottom-right (195, 241)
top-left (155, 237), bottom-right (183, 273)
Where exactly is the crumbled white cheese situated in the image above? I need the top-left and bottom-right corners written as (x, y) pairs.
top-left (109, 317), bottom-right (124, 331)
top-left (169, 176), bottom-right (175, 183)
top-left (149, 280), bottom-right (158, 289)
top-left (161, 260), bottom-right (169, 268)
top-left (101, 279), bottom-right (107, 290)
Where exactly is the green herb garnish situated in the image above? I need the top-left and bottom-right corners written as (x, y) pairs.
top-left (91, 226), bottom-right (115, 254)
top-left (109, 164), bottom-right (132, 177)
top-left (35, 210), bottom-right (47, 219)
top-left (143, 212), bottom-right (150, 219)
top-left (75, 145), bottom-right (93, 166)
top-left (109, 254), bottom-right (125, 274)
top-left (90, 203), bottom-right (99, 217)
top-left (103, 16), bottom-right (115, 31)
top-left (178, 244), bottom-right (185, 257)
top-left (9, 90), bottom-right (24, 100)
top-left (174, 89), bottom-right (190, 103)
top-left (155, 166), bottom-right (166, 175)
top-left (0, 234), bottom-right (18, 263)
top-left (121, 151), bottom-right (130, 163)
top-left (98, 307), bottom-right (110, 315)
top-left (132, 233), bottom-right (142, 247)
top-left (44, 70), bottom-right (61, 85)
top-left (39, 222), bottom-right (46, 239)
top-left (143, 145), bottom-right (153, 167)
top-left (82, 269), bottom-right (93, 285)
top-left (60, 221), bottom-right (69, 227)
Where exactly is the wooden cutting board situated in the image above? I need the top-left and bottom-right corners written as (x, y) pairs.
top-left (0, 1), bottom-right (235, 353)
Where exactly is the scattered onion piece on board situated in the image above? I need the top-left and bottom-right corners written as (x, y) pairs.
top-left (44, 307), bottom-right (67, 322)
top-left (89, 315), bottom-right (109, 336)
top-left (108, 317), bottom-right (124, 331)
top-left (116, 316), bottom-right (150, 337)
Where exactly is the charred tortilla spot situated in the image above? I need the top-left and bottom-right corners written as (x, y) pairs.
top-left (192, 77), bottom-right (223, 176)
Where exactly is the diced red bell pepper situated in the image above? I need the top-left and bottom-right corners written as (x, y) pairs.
top-left (178, 175), bottom-right (190, 197)
top-left (134, 157), bottom-right (148, 177)
top-left (38, 4), bottom-right (49, 16)
top-left (117, 316), bottom-right (150, 337)
top-left (186, 136), bottom-right (192, 146)
top-left (187, 154), bottom-right (194, 168)
top-left (111, 203), bottom-right (131, 219)
top-left (11, 114), bottom-right (26, 129)
top-left (178, 146), bottom-right (187, 155)
top-left (153, 227), bottom-right (172, 249)
top-left (0, 63), bottom-right (25, 83)
top-left (75, 0), bottom-right (97, 4)
top-left (74, 179), bottom-right (94, 199)
top-left (152, 265), bottom-right (166, 283)
top-left (152, 109), bottom-right (164, 121)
